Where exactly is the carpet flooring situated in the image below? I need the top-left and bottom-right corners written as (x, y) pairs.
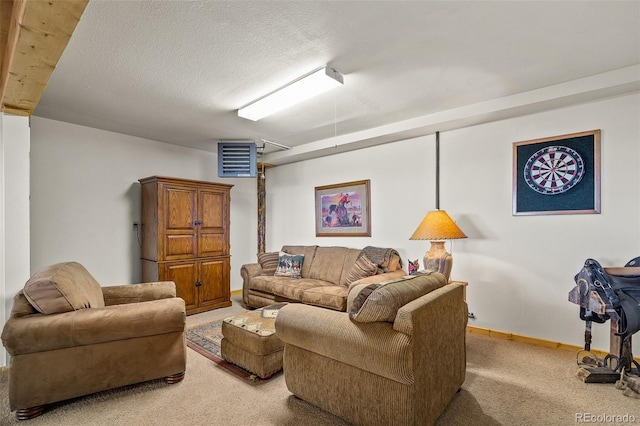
top-left (1, 298), bottom-right (639, 425)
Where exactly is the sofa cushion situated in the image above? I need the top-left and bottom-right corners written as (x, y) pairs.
top-left (345, 254), bottom-right (378, 286)
top-left (301, 286), bottom-right (349, 311)
top-left (257, 251), bottom-right (279, 275)
top-left (249, 276), bottom-right (330, 301)
top-left (282, 245), bottom-right (318, 277)
top-left (272, 279), bottom-right (331, 301)
top-left (275, 252), bottom-right (305, 278)
top-left (308, 246), bottom-right (351, 285)
top-left (23, 262), bottom-right (105, 314)
top-left (349, 271), bottom-right (446, 323)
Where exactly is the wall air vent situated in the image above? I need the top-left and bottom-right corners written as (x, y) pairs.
top-left (217, 141), bottom-right (257, 178)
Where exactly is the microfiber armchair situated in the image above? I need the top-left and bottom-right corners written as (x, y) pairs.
top-left (1, 262), bottom-right (187, 420)
top-left (275, 272), bottom-right (467, 426)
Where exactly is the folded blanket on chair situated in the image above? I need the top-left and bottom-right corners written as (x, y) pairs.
top-left (359, 246), bottom-right (403, 273)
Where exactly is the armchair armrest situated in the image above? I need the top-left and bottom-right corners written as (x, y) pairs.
top-left (2, 297), bottom-right (185, 356)
top-left (275, 303), bottom-right (413, 383)
top-left (393, 284), bottom-right (467, 397)
top-left (393, 283), bottom-right (467, 336)
top-left (102, 281), bottom-right (176, 306)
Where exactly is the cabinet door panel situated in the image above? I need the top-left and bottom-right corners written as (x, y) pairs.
top-left (165, 235), bottom-right (196, 259)
top-left (165, 187), bottom-right (197, 229)
top-left (162, 261), bottom-right (198, 312)
top-left (200, 190), bottom-right (225, 229)
top-left (164, 186), bottom-right (197, 259)
top-left (199, 234), bottom-right (224, 258)
top-left (198, 258), bottom-right (230, 309)
top-left (198, 189), bottom-right (228, 257)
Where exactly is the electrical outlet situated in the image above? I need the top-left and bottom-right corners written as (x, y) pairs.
top-left (468, 312), bottom-right (476, 320)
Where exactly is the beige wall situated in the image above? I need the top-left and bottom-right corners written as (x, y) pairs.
top-left (4, 91), bottom-right (639, 367)
top-left (29, 117), bottom-right (257, 289)
top-left (266, 92), bottom-right (640, 354)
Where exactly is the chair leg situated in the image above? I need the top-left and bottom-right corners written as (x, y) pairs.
top-left (16, 405), bottom-right (45, 420)
top-left (164, 371), bottom-right (185, 384)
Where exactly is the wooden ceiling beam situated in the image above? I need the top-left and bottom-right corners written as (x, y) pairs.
top-left (0, 0), bottom-right (88, 116)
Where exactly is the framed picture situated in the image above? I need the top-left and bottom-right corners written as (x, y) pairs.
top-left (512, 129), bottom-right (601, 216)
top-left (315, 179), bottom-right (371, 237)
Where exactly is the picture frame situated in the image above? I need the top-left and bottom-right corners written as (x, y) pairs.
top-left (512, 129), bottom-right (601, 216)
top-left (315, 179), bottom-right (371, 237)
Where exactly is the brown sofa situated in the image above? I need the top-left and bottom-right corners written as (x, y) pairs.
top-left (241, 245), bottom-right (406, 311)
top-left (1, 262), bottom-right (187, 420)
top-left (275, 272), bottom-right (467, 426)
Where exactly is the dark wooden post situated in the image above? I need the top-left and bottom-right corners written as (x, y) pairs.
top-left (257, 166), bottom-right (266, 254)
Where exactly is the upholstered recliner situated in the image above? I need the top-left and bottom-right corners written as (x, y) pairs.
top-left (1, 262), bottom-right (187, 420)
top-left (275, 272), bottom-right (467, 426)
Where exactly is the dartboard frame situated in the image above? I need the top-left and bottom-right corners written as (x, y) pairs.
top-left (512, 130), bottom-right (601, 216)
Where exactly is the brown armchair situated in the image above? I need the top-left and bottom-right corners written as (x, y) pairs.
top-left (275, 272), bottom-right (467, 426)
top-left (1, 262), bottom-right (186, 420)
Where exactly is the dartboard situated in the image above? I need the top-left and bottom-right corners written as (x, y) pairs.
top-left (524, 146), bottom-right (585, 195)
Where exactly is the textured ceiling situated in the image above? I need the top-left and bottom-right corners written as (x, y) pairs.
top-left (33, 1), bottom-right (640, 161)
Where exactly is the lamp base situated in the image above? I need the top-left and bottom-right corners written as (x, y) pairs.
top-left (423, 241), bottom-right (453, 281)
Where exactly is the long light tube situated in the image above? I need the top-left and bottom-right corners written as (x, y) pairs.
top-left (238, 66), bottom-right (343, 121)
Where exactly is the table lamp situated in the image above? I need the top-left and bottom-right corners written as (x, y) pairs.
top-left (409, 209), bottom-right (467, 281)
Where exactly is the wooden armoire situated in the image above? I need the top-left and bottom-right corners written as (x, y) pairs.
top-left (139, 176), bottom-right (233, 315)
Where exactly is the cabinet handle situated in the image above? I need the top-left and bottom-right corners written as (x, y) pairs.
top-left (194, 220), bottom-right (202, 226)
top-left (195, 281), bottom-right (202, 287)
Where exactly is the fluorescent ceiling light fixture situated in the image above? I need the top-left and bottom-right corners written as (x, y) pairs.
top-left (238, 66), bottom-right (344, 121)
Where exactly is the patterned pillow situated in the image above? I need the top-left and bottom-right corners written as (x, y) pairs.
top-left (345, 254), bottom-right (378, 286)
top-left (349, 272), bottom-right (446, 323)
top-left (274, 251), bottom-right (305, 278)
top-left (257, 251), bottom-right (279, 275)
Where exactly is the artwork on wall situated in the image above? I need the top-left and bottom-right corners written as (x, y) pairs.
top-left (315, 179), bottom-right (371, 237)
top-left (512, 129), bottom-right (601, 216)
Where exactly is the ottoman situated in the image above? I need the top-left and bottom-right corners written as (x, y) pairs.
top-left (220, 303), bottom-right (286, 379)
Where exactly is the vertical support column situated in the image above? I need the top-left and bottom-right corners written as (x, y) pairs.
top-left (257, 166), bottom-right (266, 254)
top-left (435, 130), bottom-right (440, 210)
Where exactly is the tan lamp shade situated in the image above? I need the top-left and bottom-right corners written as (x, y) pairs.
top-left (409, 210), bottom-right (467, 280)
top-left (409, 210), bottom-right (467, 240)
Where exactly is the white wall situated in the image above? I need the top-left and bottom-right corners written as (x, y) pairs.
top-left (29, 117), bottom-right (256, 290)
top-left (10, 92), bottom-right (640, 360)
top-left (267, 92), bottom-right (640, 354)
top-left (1, 114), bottom-right (31, 367)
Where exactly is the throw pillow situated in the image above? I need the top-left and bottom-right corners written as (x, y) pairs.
top-left (345, 254), bottom-right (378, 286)
top-left (274, 251), bottom-right (305, 278)
top-left (349, 271), bottom-right (445, 323)
top-left (23, 262), bottom-right (105, 315)
top-left (257, 251), bottom-right (279, 275)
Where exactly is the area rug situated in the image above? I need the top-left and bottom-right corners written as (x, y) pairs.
top-left (186, 320), bottom-right (275, 383)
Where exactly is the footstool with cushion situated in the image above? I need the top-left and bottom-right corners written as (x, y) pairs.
top-left (220, 302), bottom-right (287, 379)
